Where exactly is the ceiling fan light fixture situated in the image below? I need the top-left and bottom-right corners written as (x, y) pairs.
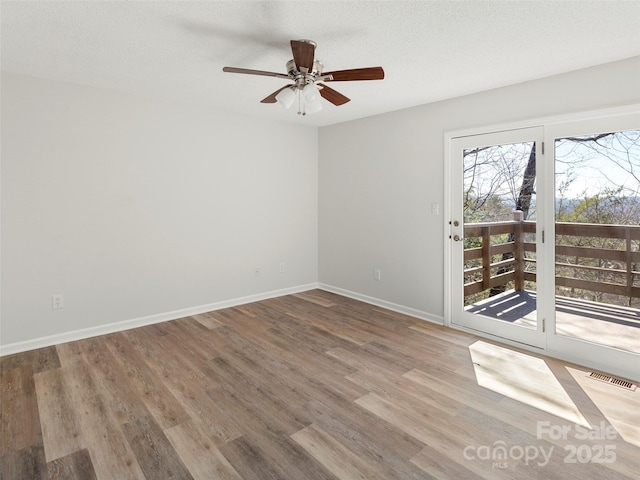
top-left (302, 83), bottom-right (319, 103)
top-left (304, 97), bottom-right (323, 115)
top-left (275, 86), bottom-right (296, 109)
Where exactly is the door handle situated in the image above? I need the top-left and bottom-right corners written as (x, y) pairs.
top-left (453, 235), bottom-right (464, 242)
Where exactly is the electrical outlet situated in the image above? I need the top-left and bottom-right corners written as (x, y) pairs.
top-left (279, 263), bottom-right (285, 273)
top-left (374, 269), bottom-right (381, 281)
top-left (52, 293), bottom-right (64, 309)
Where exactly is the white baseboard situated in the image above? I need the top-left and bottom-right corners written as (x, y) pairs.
top-left (318, 283), bottom-right (444, 325)
top-left (0, 283), bottom-right (319, 357)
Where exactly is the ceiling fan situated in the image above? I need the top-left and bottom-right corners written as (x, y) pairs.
top-left (223, 39), bottom-right (384, 115)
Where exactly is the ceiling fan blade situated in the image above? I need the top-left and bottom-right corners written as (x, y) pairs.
top-left (323, 66), bottom-right (385, 81)
top-left (290, 40), bottom-right (315, 72)
top-left (318, 84), bottom-right (350, 106)
top-left (260, 85), bottom-right (293, 104)
top-left (223, 67), bottom-right (290, 79)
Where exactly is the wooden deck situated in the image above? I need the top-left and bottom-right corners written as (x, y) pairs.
top-left (463, 218), bottom-right (640, 302)
top-left (465, 290), bottom-right (640, 353)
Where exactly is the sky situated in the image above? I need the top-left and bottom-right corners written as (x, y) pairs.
top-left (463, 131), bottom-right (640, 208)
top-left (554, 130), bottom-right (640, 200)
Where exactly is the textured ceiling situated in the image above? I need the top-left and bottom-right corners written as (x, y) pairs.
top-left (2, 1), bottom-right (640, 127)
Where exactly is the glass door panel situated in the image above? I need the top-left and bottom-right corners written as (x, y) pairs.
top-left (545, 112), bottom-right (640, 381)
top-left (553, 128), bottom-right (640, 354)
top-left (450, 127), bottom-right (545, 347)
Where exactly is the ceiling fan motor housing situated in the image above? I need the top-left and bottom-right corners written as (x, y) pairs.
top-left (286, 59), bottom-right (324, 89)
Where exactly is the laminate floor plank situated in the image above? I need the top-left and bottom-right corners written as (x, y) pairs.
top-left (34, 367), bottom-right (85, 462)
top-left (378, 330), bottom-right (469, 371)
top-left (164, 421), bottom-right (243, 480)
top-left (230, 302), bottom-right (260, 318)
top-left (216, 323), bottom-right (366, 402)
top-left (161, 318), bottom-right (229, 362)
top-left (207, 356), bottom-right (312, 436)
top-left (374, 329), bottom-right (477, 373)
top-left (218, 435), bottom-right (289, 480)
top-left (328, 304), bottom-right (418, 338)
top-left (0, 366), bottom-right (42, 455)
top-left (212, 327), bottom-right (366, 421)
top-left (291, 423), bottom-right (388, 480)
top-left (210, 306), bottom-right (279, 329)
top-left (242, 427), bottom-right (340, 480)
top-left (103, 332), bottom-right (191, 430)
top-left (46, 448), bottom-right (97, 480)
top-left (354, 391), bottom-right (517, 480)
top-left (220, 320), bottom-right (358, 386)
top-left (122, 415), bottom-right (193, 480)
top-left (329, 298), bottom-right (422, 336)
top-left (0, 346), bottom-right (60, 375)
top-left (257, 323), bottom-right (361, 379)
top-left (371, 305), bottom-right (427, 327)
top-left (403, 367), bottom-right (577, 434)
top-left (208, 351), bottom-right (360, 475)
top-left (124, 331), bottom-right (242, 445)
top-left (123, 327), bottom-right (220, 395)
top-left (405, 365), bottom-right (506, 402)
top-left (1, 289), bottom-right (638, 479)
top-left (219, 427), bottom-right (339, 480)
top-left (410, 443), bottom-right (486, 480)
top-left (345, 367), bottom-right (462, 417)
top-left (205, 384), bottom-right (280, 439)
top-left (268, 315), bottom-right (374, 361)
top-left (325, 346), bottom-right (410, 377)
top-left (55, 341), bottom-right (85, 367)
top-left (191, 311), bottom-right (225, 329)
top-left (0, 444), bottom-right (47, 480)
top-left (409, 322), bottom-right (479, 347)
top-left (361, 339), bottom-right (441, 373)
top-left (292, 291), bottom-right (338, 307)
top-left (303, 398), bottom-right (429, 480)
top-left (76, 337), bottom-right (151, 425)
top-left (262, 297), bottom-right (377, 346)
top-left (141, 322), bottom-right (226, 388)
top-left (64, 360), bottom-right (146, 479)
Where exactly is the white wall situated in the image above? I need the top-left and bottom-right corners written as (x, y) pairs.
top-left (1, 72), bottom-right (318, 351)
top-left (318, 56), bottom-right (640, 321)
top-left (3, 57), bottom-right (639, 352)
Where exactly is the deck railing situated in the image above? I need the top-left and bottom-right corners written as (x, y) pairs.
top-left (463, 212), bottom-right (640, 302)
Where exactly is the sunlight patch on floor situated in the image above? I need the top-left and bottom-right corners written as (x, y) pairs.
top-left (469, 341), bottom-right (589, 428)
top-left (566, 366), bottom-right (640, 448)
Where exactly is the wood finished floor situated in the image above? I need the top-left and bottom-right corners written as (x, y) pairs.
top-left (1, 290), bottom-right (639, 479)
